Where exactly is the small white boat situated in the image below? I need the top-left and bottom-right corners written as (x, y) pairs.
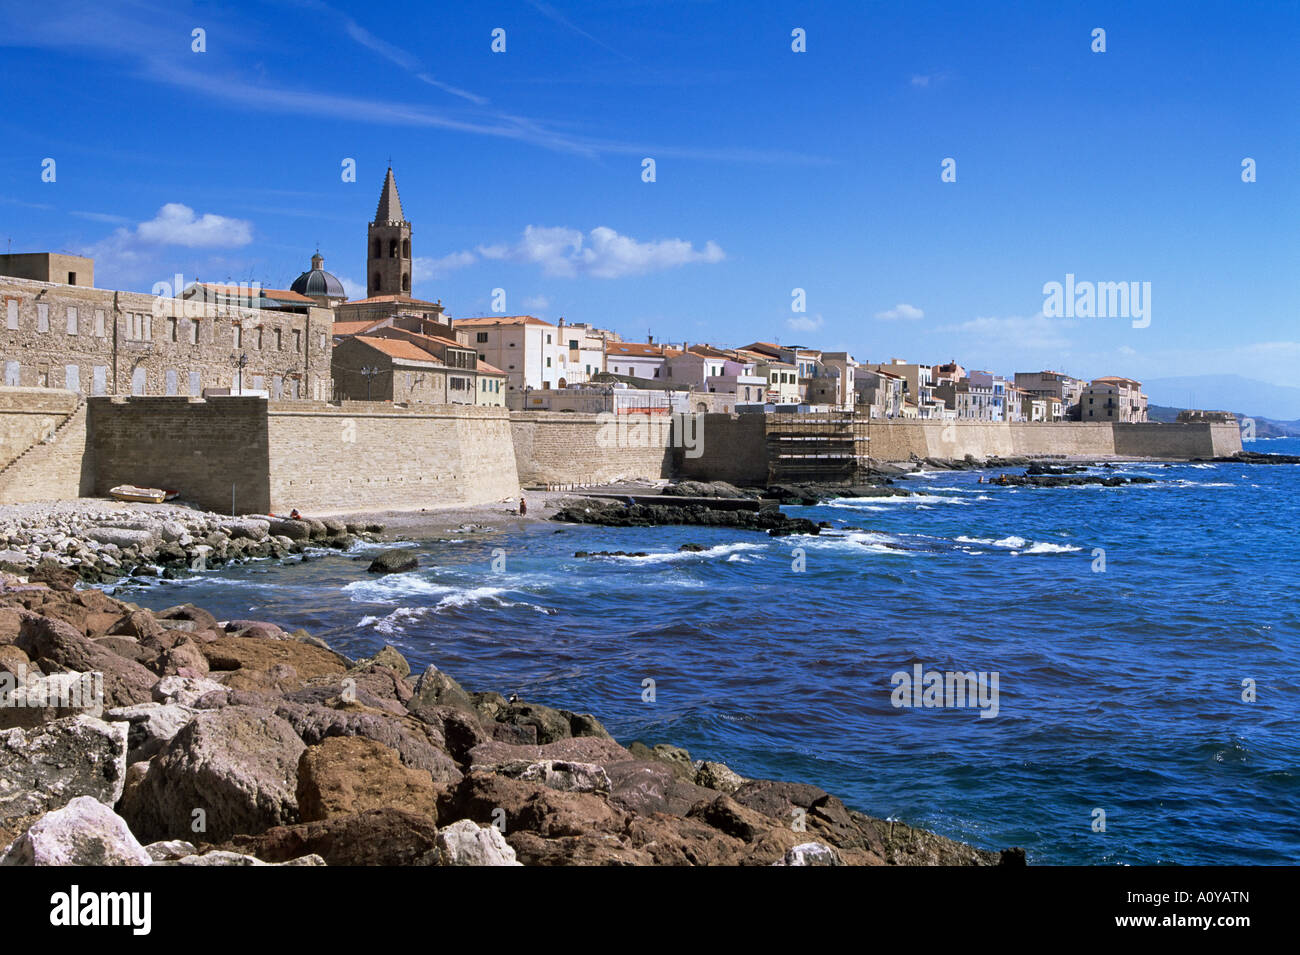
top-left (108, 485), bottom-right (168, 504)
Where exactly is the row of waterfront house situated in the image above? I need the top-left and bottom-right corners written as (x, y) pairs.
top-left (0, 168), bottom-right (1148, 423)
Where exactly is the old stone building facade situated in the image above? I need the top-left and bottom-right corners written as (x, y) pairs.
top-left (0, 274), bottom-right (333, 401)
top-left (332, 333), bottom-right (506, 406)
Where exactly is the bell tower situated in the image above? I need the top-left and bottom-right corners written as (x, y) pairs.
top-left (367, 167), bottom-right (412, 297)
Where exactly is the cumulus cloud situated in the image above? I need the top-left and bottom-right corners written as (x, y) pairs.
top-left (133, 203), bottom-right (253, 247)
top-left (436, 225), bottom-right (724, 280)
top-left (412, 251), bottom-right (477, 282)
top-left (787, 313), bottom-right (824, 332)
top-left (875, 303), bottom-right (924, 321)
top-left (338, 275), bottom-right (367, 300)
top-left (79, 203), bottom-right (254, 288)
top-left (506, 225), bottom-right (724, 279)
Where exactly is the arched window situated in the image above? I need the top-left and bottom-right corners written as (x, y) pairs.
top-left (401, 273), bottom-right (410, 292)
top-left (389, 239), bottom-right (398, 258)
top-left (401, 238), bottom-right (410, 257)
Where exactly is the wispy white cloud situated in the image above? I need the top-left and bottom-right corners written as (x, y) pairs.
top-left (412, 251), bottom-right (477, 282)
top-left (451, 225), bottom-right (724, 279)
top-left (910, 71), bottom-right (951, 88)
top-left (0, 1), bottom-right (826, 165)
top-left (330, 4), bottom-right (489, 105)
top-left (525, 0), bottom-right (642, 67)
top-left (69, 210), bottom-right (132, 225)
top-left (788, 313), bottom-right (824, 332)
top-left (875, 303), bottom-right (924, 320)
top-left (523, 294), bottom-right (551, 310)
top-left (338, 275), bottom-right (367, 299)
top-left (938, 313), bottom-right (1075, 352)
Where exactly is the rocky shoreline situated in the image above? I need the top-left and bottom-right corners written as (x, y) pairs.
top-left (0, 501), bottom-right (386, 586)
top-left (0, 566), bottom-right (1024, 866)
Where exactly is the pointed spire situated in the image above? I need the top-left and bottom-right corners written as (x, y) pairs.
top-left (374, 167), bottom-right (405, 224)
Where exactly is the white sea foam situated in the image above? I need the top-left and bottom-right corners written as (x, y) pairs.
top-left (793, 531), bottom-right (920, 557)
top-left (358, 606), bottom-right (431, 636)
top-left (605, 541), bottom-right (767, 564)
top-left (1021, 542), bottom-right (1083, 554)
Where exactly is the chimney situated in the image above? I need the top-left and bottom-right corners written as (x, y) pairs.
top-left (648, 334), bottom-right (654, 344)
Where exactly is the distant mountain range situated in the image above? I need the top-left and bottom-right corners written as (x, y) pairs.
top-left (1143, 375), bottom-right (1300, 421)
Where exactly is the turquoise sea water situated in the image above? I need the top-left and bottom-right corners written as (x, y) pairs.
top-left (123, 441), bottom-right (1300, 865)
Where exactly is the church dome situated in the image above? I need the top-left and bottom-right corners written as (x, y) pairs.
top-left (291, 253), bottom-right (346, 298)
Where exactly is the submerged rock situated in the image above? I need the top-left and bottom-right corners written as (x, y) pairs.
top-left (367, 548), bottom-right (419, 574)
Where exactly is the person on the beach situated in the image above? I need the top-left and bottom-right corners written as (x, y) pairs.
top-left (289, 508), bottom-right (302, 519)
top-left (518, 497), bottom-right (527, 516)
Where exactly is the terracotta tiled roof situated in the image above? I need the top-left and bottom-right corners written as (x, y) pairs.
top-left (373, 329), bottom-right (473, 362)
top-left (332, 320), bottom-right (389, 336)
top-left (352, 335), bottom-right (445, 365)
top-left (738, 350), bottom-right (796, 367)
top-left (477, 361), bottom-right (506, 375)
top-left (197, 284), bottom-right (316, 304)
top-left (686, 344), bottom-right (733, 359)
top-left (1091, 376), bottom-right (1141, 387)
top-left (453, 315), bottom-right (555, 327)
top-left (607, 342), bottom-right (669, 357)
top-left (344, 294), bottom-right (439, 306)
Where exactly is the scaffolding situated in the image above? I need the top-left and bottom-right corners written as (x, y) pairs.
top-left (765, 412), bottom-right (872, 485)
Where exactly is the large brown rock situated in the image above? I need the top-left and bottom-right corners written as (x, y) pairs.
top-left (216, 808), bottom-right (441, 866)
top-left (161, 639), bottom-right (209, 678)
top-left (505, 831), bottom-right (652, 866)
top-left (623, 812), bottom-right (749, 866)
top-left (289, 667), bottom-right (408, 715)
top-left (16, 614), bottom-right (156, 707)
top-left (464, 736), bottom-right (632, 773)
top-left (201, 636), bottom-right (348, 682)
top-left (730, 779), bottom-right (867, 852)
top-left (274, 700), bottom-right (461, 784)
top-left (295, 736), bottom-right (439, 823)
top-left (604, 759), bottom-right (717, 817)
top-left (93, 635), bottom-right (160, 671)
top-left (474, 694), bottom-right (614, 745)
top-left (155, 604), bottom-right (221, 634)
top-left (439, 771), bottom-right (626, 840)
top-left (121, 705), bottom-right (305, 843)
top-left (408, 665), bottom-right (476, 716)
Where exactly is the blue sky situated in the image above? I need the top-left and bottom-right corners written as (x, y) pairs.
top-left (1, 0), bottom-right (1296, 393)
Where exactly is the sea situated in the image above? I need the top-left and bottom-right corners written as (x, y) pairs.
top-left (120, 438), bottom-right (1300, 865)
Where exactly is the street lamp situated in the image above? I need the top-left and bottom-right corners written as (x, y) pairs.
top-left (230, 352), bottom-right (248, 395)
top-left (361, 365), bottom-right (380, 401)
